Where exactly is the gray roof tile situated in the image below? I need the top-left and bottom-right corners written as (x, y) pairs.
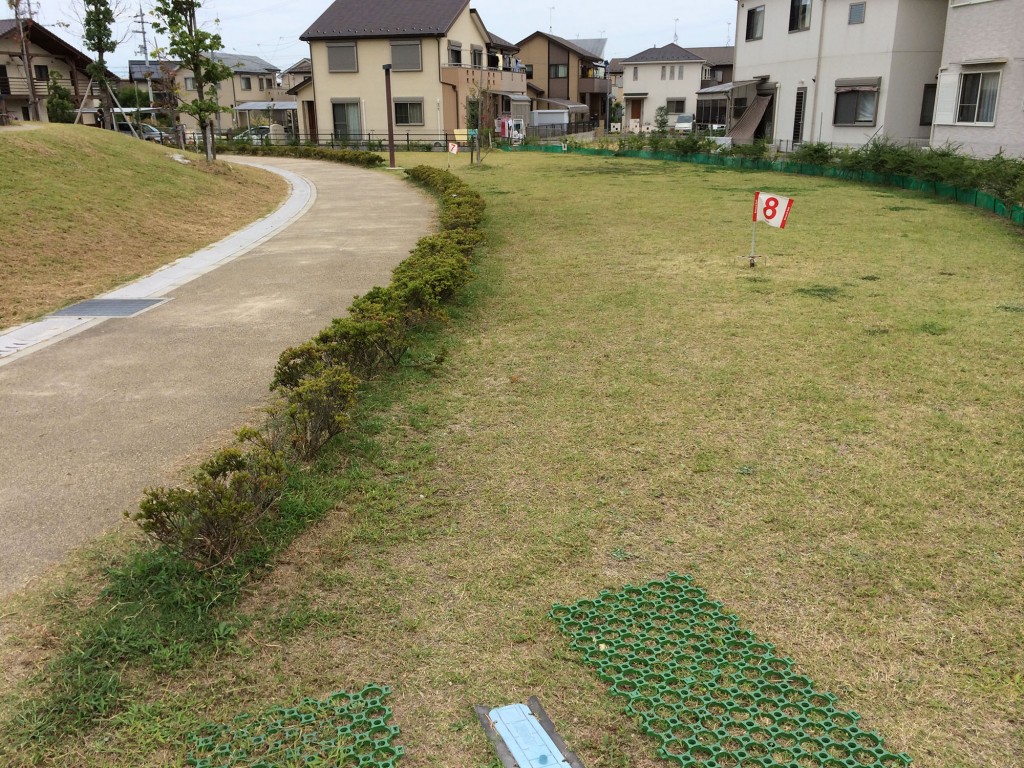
top-left (302, 0), bottom-right (468, 41)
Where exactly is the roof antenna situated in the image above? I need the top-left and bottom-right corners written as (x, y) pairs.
top-left (673, 18), bottom-right (679, 44)
top-left (726, 21), bottom-right (732, 45)
top-left (549, 6), bottom-right (554, 34)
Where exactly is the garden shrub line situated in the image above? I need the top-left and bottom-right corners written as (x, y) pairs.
top-left (505, 143), bottom-right (1024, 226)
top-left (134, 162), bottom-right (484, 566)
top-left (224, 143), bottom-right (386, 168)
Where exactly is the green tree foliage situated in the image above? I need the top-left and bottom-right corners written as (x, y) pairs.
top-left (151, 0), bottom-right (233, 161)
top-left (46, 72), bottom-right (76, 123)
top-left (117, 85), bottom-right (151, 108)
top-left (654, 105), bottom-right (669, 134)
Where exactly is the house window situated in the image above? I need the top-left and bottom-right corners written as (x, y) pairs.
top-left (834, 78), bottom-right (880, 125)
top-left (332, 99), bottom-right (360, 139)
top-left (702, 65), bottom-right (712, 80)
top-left (678, 65), bottom-right (685, 78)
top-left (549, 63), bottom-right (568, 78)
top-left (448, 42), bottom-right (462, 65)
top-left (394, 98), bottom-right (424, 125)
top-left (957, 71), bottom-right (999, 124)
top-left (390, 41), bottom-right (422, 71)
top-left (920, 83), bottom-right (936, 126)
top-left (669, 66), bottom-right (675, 81)
top-left (633, 66), bottom-right (638, 81)
top-left (525, 64), bottom-right (534, 79)
top-left (667, 99), bottom-right (687, 113)
top-left (327, 42), bottom-right (358, 72)
top-left (34, 64), bottom-right (48, 81)
top-left (849, 2), bottom-right (866, 23)
top-left (471, 47), bottom-right (483, 67)
top-left (746, 6), bottom-right (765, 40)
top-left (733, 96), bottom-right (748, 120)
top-left (184, 77), bottom-right (195, 91)
top-left (789, 0), bottom-right (811, 32)
top-left (241, 76), bottom-right (252, 90)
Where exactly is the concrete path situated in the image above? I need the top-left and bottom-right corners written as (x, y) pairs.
top-left (0, 158), bottom-right (435, 597)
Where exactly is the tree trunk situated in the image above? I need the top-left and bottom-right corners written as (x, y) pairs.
top-left (203, 119), bottom-right (213, 162)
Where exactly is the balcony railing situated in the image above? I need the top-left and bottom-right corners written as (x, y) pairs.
top-left (0, 75), bottom-right (102, 99)
top-left (578, 77), bottom-right (610, 95)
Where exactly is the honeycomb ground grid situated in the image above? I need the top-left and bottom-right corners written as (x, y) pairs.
top-left (549, 574), bottom-right (912, 768)
top-left (185, 684), bottom-right (404, 768)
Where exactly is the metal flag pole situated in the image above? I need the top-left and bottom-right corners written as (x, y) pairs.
top-left (749, 218), bottom-right (757, 267)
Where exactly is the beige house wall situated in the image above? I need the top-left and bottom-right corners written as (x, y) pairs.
top-left (931, 0), bottom-right (1024, 157)
top-left (623, 58), bottom-right (704, 131)
top-left (1, 36), bottom-right (98, 123)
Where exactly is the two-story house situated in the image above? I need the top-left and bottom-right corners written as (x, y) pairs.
top-left (298, 0), bottom-right (526, 143)
top-left (620, 43), bottom-right (707, 132)
top-left (731, 0), bottom-right (947, 149)
top-left (130, 52), bottom-right (288, 132)
top-left (930, 0), bottom-right (1023, 158)
top-left (1, 18), bottom-right (112, 124)
top-left (516, 32), bottom-right (610, 126)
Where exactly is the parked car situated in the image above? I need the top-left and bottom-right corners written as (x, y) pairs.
top-left (671, 114), bottom-right (695, 133)
top-left (116, 122), bottom-right (171, 144)
top-left (233, 125), bottom-right (272, 145)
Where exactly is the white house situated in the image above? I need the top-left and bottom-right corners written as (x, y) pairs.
top-left (731, 0), bottom-right (947, 148)
top-left (620, 43), bottom-right (706, 131)
top-left (930, 0), bottom-right (1024, 158)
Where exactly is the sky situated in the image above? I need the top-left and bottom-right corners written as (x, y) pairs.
top-left (29, 0), bottom-right (738, 80)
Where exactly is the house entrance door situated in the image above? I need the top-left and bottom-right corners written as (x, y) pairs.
top-left (630, 99), bottom-right (641, 120)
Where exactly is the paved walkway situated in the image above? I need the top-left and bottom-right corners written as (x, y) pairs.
top-left (0, 158), bottom-right (435, 597)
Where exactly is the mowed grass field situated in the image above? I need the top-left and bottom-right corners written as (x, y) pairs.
top-left (1, 150), bottom-right (1021, 767)
top-left (0, 124), bottom-right (286, 330)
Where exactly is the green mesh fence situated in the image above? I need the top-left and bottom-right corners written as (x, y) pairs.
top-left (185, 685), bottom-right (404, 768)
top-left (503, 144), bottom-right (1022, 226)
top-left (550, 574), bottom-right (911, 768)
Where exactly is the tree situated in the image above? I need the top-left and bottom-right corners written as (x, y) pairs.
top-left (152, 0), bottom-right (233, 162)
top-left (118, 86), bottom-right (151, 108)
top-left (83, 0), bottom-right (117, 128)
top-left (654, 105), bottom-right (669, 134)
top-left (46, 72), bottom-right (76, 123)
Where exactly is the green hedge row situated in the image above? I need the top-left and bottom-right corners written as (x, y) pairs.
top-left (131, 165), bottom-right (484, 569)
top-left (223, 143), bottom-right (386, 168)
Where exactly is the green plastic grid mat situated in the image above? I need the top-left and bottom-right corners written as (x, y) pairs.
top-left (185, 684), bottom-right (404, 768)
top-left (550, 574), bottom-right (911, 768)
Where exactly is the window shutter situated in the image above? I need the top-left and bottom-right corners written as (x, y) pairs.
top-left (933, 72), bottom-right (957, 125)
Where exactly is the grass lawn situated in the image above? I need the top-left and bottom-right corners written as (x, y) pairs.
top-left (0, 124), bottom-right (286, 330)
top-left (1, 149), bottom-right (1021, 767)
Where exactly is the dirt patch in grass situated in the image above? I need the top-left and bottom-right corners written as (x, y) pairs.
top-left (0, 124), bottom-right (287, 330)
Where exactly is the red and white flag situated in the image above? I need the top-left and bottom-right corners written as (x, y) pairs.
top-left (753, 192), bottom-right (794, 229)
top-left (448, 142), bottom-right (459, 155)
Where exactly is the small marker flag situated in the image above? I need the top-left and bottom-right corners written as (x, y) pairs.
top-left (448, 142), bottom-right (459, 154)
top-left (753, 192), bottom-right (794, 229)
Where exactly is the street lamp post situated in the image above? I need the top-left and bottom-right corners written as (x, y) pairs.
top-left (382, 64), bottom-right (396, 168)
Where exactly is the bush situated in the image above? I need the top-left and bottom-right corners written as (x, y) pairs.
top-left (792, 142), bottom-right (835, 165)
top-left (278, 363), bottom-right (360, 460)
top-left (222, 143), bottom-right (385, 168)
top-left (128, 447), bottom-right (287, 570)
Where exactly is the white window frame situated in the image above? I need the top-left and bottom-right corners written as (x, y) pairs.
top-left (833, 79), bottom-right (880, 126)
top-left (240, 76), bottom-right (251, 90)
top-left (954, 70), bottom-right (1000, 125)
top-left (184, 76), bottom-right (195, 91)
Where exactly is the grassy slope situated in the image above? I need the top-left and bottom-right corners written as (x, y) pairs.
top-left (0, 124), bottom-right (286, 329)
top-left (1, 151), bottom-right (1022, 767)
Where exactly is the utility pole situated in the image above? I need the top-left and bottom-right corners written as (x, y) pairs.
top-left (134, 3), bottom-right (153, 105)
top-left (13, 0), bottom-right (39, 121)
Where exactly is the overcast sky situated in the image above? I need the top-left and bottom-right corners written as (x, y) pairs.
top-left (32, 0), bottom-right (738, 79)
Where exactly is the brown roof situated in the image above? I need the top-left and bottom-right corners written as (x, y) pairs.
top-left (622, 43), bottom-right (703, 64)
top-left (516, 31), bottom-right (603, 62)
top-left (1, 19), bottom-right (119, 81)
top-left (301, 0), bottom-right (468, 41)
top-left (685, 46), bottom-right (734, 67)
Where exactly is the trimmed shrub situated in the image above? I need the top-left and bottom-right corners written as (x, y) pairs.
top-left (791, 142), bottom-right (835, 166)
top-left (279, 363), bottom-right (360, 460)
top-left (128, 447), bottom-right (288, 570)
top-left (223, 143), bottom-right (385, 168)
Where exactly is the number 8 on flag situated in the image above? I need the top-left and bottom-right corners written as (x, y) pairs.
top-left (753, 191), bottom-right (794, 229)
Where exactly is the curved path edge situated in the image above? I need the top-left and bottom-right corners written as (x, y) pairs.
top-left (0, 160), bottom-right (315, 367)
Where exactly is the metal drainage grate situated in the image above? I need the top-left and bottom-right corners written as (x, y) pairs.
top-left (50, 298), bottom-right (169, 318)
